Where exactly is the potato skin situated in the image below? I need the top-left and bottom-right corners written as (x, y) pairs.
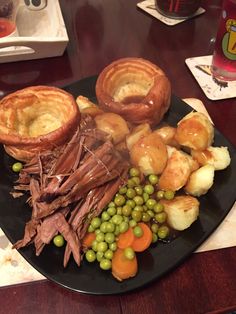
top-left (160, 196), bottom-right (199, 231)
top-left (130, 132), bottom-right (168, 175)
top-left (175, 112), bottom-right (214, 150)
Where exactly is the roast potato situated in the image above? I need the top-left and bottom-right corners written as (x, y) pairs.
top-left (184, 164), bottom-right (215, 197)
top-left (95, 112), bottom-right (130, 144)
top-left (175, 112), bottom-right (214, 150)
top-left (160, 195), bottom-right (199, 231)
top-left (130, 132), bottom-right (168, 175)
top-left (76, 95), bottom-right (104, 117)
top-left (126, 123), bottom-right (151, 150)
top-left (191, 146), bottom-right (231, 170)
top-left (154, 126), bottom-right (180, 148)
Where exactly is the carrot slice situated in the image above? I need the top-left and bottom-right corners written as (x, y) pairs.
top-left (82, 232), bottom-right (96, 248)
top-left (131, 223), bottom-right (152, 252)
top-left (112, 248), bottom-right (138, 281)
top-left (117, 227), bottom-right (135, 249)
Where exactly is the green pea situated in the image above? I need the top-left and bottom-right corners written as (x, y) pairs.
top-left (106, 222), bottom-right (115, 233)
top-left (152, 233), bottom-right (158, 243)
top-left (107, 206), bottom-right (117, 216)
top-left (143, 192), bottom-right (149, 202)
top-left (96, 232), bottom-right (105, 242)
top-left (123, 216), bottom-right (129, 223)
top-left (147, 210), bottom-right (155, 218)
top-left (151, 223), bottom-right (159, 233)
top-left (143, 205), bottom-right (148, 212)
top-left (91, 217), bottom-right (101, 229)
top-left (119, 221), bottom-right (129, 233)
top-left (108, 201), bottom-right (115, 207)
top-left (53, 235), bottom-right (64, 247)
top-left (100, 222), bottom-right (108, 233)
top-left (119, 186), bottom-right (127, 194)
top-left (126, 188), bottom-right (136, 199)
top-left (131, 210), bottom-right (142, 222)
top-left (109, 242), bottom-right (117, 251)
top-left (133, 226), bottom-right (143, 238)
top-left (124, 247), bottom-right (135, 260)
top-left (122, 204), bottom-right (132, 217)
top-left (85, 249), bottom-right (96, 262)
top-left (144, 184), bottom-right (154, 195)
top-left (126, 199), bottom-right (136, 208)
top-left (146, 198), bottom-right (157, 209)
top-left (164, 190), bottom-right (175, 200)
top-left (114, 225), bottom-right (120, 236)
top-left (96, 251), bottom-right (104, 262)
top-left (105, 232), bottom-right (115, 244)
top-left (133, 205), bottom-right (143, 212)
top-left (97, 241), bottom-right (108, 252)
top-left (129, 219), bottom-right (137, 228)
top-left (142, 212), bottom-right (151, 222)
top-left (104, 249), bottom-right (113, 260)
top-left (12, 162), bottom-right (23, 173)
top-left (134, 186), bottom-right (143, 195)
top-left (153, 202), bottom-right (164, 213)
top-left (158, 225), bottom-right (170, 239)
top-left (148, 174), bottom-right (158, 185)
top-left (92, 240), bottom-right (98, 252)
top-left (127, 178), bottom-right (136, 187)
top-left (117, 207), bottom-right (123, 215)
top-left (156, 190), bottom-right (164, 200)
top-left (132, 176), bottom-right (141, 186)
top-left (155, 212), bottom-right (167, 224)
top-left (88, 225), bottom-right (94, 233)
top-left (129, 167), bottom-right (140, 177)
top-left (95, 229), bottom-right (101, 235)
top-left (133, 195), bottom-right (144, 205)
top-left (112, 214), bottom-right (123, 225)
top-left (100, 258), bottom-right (111, 270)
top-left (114, 194), bottom-right (126, 206)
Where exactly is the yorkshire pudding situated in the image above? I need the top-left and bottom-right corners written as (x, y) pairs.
top-left (0, 86), bottom-right (80, 162)
top-left (95, 58), bottom-right (171, 125)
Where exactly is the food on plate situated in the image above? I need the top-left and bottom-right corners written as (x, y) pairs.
top-left (158, 150), bottom-right (198, 191)
top-left (129, 132), bottom-right (168, 175)
top-left (175, 112), bottom-right (214, 150)
top-left (95, 112), bottom-right (130, 144)
top-left (76, 95), bottom-right (104, 116)
top-left (154, 126), bottom-right (180, 148)
top-left (160, 196), bottom-right (199, 231)
top-left (4, 60), bottom-right (232, 282)
top-left (112, 248), bottom-right (138, 281)
top-left (0, 86), bottom-right (80, 162)
top-left (184, 164), bottom-right (215, 197)
top-left (126, 123), bottom-right (151, 150)
top-left (95, 57), bottom-right (171, 125)
top-left (191, 146), bottom-right (231, 170)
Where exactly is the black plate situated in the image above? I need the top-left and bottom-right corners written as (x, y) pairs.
top-left (0, 76), bottom-right (236, 295)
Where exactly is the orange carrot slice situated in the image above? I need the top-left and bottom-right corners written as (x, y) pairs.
top-left (82, 232), bottom-right (96, 248)
top-left (112, 248), bottom-right (138, 281)
top-left (131, 223), bottom-right (152, 252)
top-left (117, 227), bottom-right (135, 249)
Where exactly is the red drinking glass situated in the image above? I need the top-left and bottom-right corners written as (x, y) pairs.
top-left (155, 0), bottom-right (201, 19)
top-left (211, 0), bottom-right (236, 81)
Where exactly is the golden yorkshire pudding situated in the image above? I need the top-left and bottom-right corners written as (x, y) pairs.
top-left (0, 86), bottom-right (80, 162)
top-left (95, 58), bottom-right (171, 125)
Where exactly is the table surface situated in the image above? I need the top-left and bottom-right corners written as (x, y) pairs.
top-left (1, 0), bottom-right (236, 313)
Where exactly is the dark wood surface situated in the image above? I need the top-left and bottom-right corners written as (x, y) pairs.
top-left (0, 1), bottom-right (236, 313)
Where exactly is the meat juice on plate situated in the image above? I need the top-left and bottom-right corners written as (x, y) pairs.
top-left (211, 0), bottom-right (236, 81)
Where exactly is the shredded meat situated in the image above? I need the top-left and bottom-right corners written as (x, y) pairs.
top-left (13, 115), bottom-right (129, 267)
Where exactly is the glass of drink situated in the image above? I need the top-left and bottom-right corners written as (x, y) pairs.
top-left (155, 0), bottom-right (201, 19)
top-left (0, 0), bottom-right (20, 38)
top-left (211, 0), bottom-right (236, 81)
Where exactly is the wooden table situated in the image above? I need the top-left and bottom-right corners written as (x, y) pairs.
top-left (0, 1), bottom-right (236, 313)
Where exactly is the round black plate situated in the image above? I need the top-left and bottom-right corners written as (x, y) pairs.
top-left (0, 76), bottom-right (236, 295)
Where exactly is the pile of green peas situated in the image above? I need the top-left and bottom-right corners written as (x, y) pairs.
top-left (84, 167), bottom-right (175, 271)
